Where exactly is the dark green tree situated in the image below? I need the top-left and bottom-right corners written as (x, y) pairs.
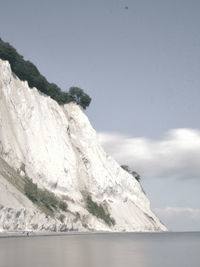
top-left (69, 87), bottom-right (91, 109)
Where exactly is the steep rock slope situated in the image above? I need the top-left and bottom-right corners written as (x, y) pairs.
top-left (0, 157), bottom-right (83, 232)
top-left (0, 59), bottom-right (167, 232)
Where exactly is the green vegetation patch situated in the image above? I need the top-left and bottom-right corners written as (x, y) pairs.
top-left (0, 38), bottom-right (91, 108)
top-left (86, 195), bottom-right (115, 226)
top-left (24, 178), bottom-right (68, 216)
top-left (0, 158), bottom-right (68, 218)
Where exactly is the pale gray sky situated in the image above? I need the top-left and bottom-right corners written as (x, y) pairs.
top-left (0, 0), bottom-right (200, 231)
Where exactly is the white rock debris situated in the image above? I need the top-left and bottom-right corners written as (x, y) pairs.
top-left (0, 59), bottom-right (167, 232)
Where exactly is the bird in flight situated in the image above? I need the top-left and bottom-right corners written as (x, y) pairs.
top-left (124, 6), bottom-right (129, 10)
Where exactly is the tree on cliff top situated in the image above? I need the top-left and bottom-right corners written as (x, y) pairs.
top-left (69, 87), bottom-right (91, 109)
top-left (0, 37), bottom-right (91, 109)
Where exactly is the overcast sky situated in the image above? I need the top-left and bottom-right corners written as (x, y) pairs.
top-left (0, 0), bottom-right (199, 231)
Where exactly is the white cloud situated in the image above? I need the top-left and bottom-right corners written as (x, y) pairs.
top-left (98, 128), bottom-right (200, 180)
top-left (154, 207), bottom-right (200, 221)
top-left (153, 206), bottom-right (200, 231)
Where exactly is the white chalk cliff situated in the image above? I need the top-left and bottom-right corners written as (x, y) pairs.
top-left (0, 59), bottom-right (167, 232)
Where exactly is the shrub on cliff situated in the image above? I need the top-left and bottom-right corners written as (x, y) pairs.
top-left (121, 165), bottom-right (141, 182)
top-left (38, 189), bottom-right (58, 210)
top-left (24, 178), bottom-right (38, 202)
top-left (24, 178), bottom-right (61, 211)
top-left (59, 214), bottom-right (65, 223)
top-left (59, 200), bottom-right (68, 211)
top-left (86, 195), bottom-right (115, 226)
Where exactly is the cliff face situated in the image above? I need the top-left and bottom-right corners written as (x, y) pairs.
top-left (0, 59), bottom-right (167, 232)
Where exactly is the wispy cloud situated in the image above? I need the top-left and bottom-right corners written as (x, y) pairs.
top-left (154, 207), bottom-right (200, 221)
top-left (98, 128), bottom-right (200, 180)
top-left (153, 206), bottom-right (200, 230)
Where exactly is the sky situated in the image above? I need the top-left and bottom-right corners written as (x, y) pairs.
top-left (0, 0), bottom-right (199, 231)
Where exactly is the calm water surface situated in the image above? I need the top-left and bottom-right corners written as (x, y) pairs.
top-left (0, 232), bottom-right (199, 267)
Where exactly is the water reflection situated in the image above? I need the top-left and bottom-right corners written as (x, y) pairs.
top-left (0, 232), bottom-right (199, 267)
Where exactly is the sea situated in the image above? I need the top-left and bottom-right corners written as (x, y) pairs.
top-left (0, 232), bottom-right (199, 267)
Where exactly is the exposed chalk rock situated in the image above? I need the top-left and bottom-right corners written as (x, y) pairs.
top-left (0, 59), bottom-right (167, 232)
